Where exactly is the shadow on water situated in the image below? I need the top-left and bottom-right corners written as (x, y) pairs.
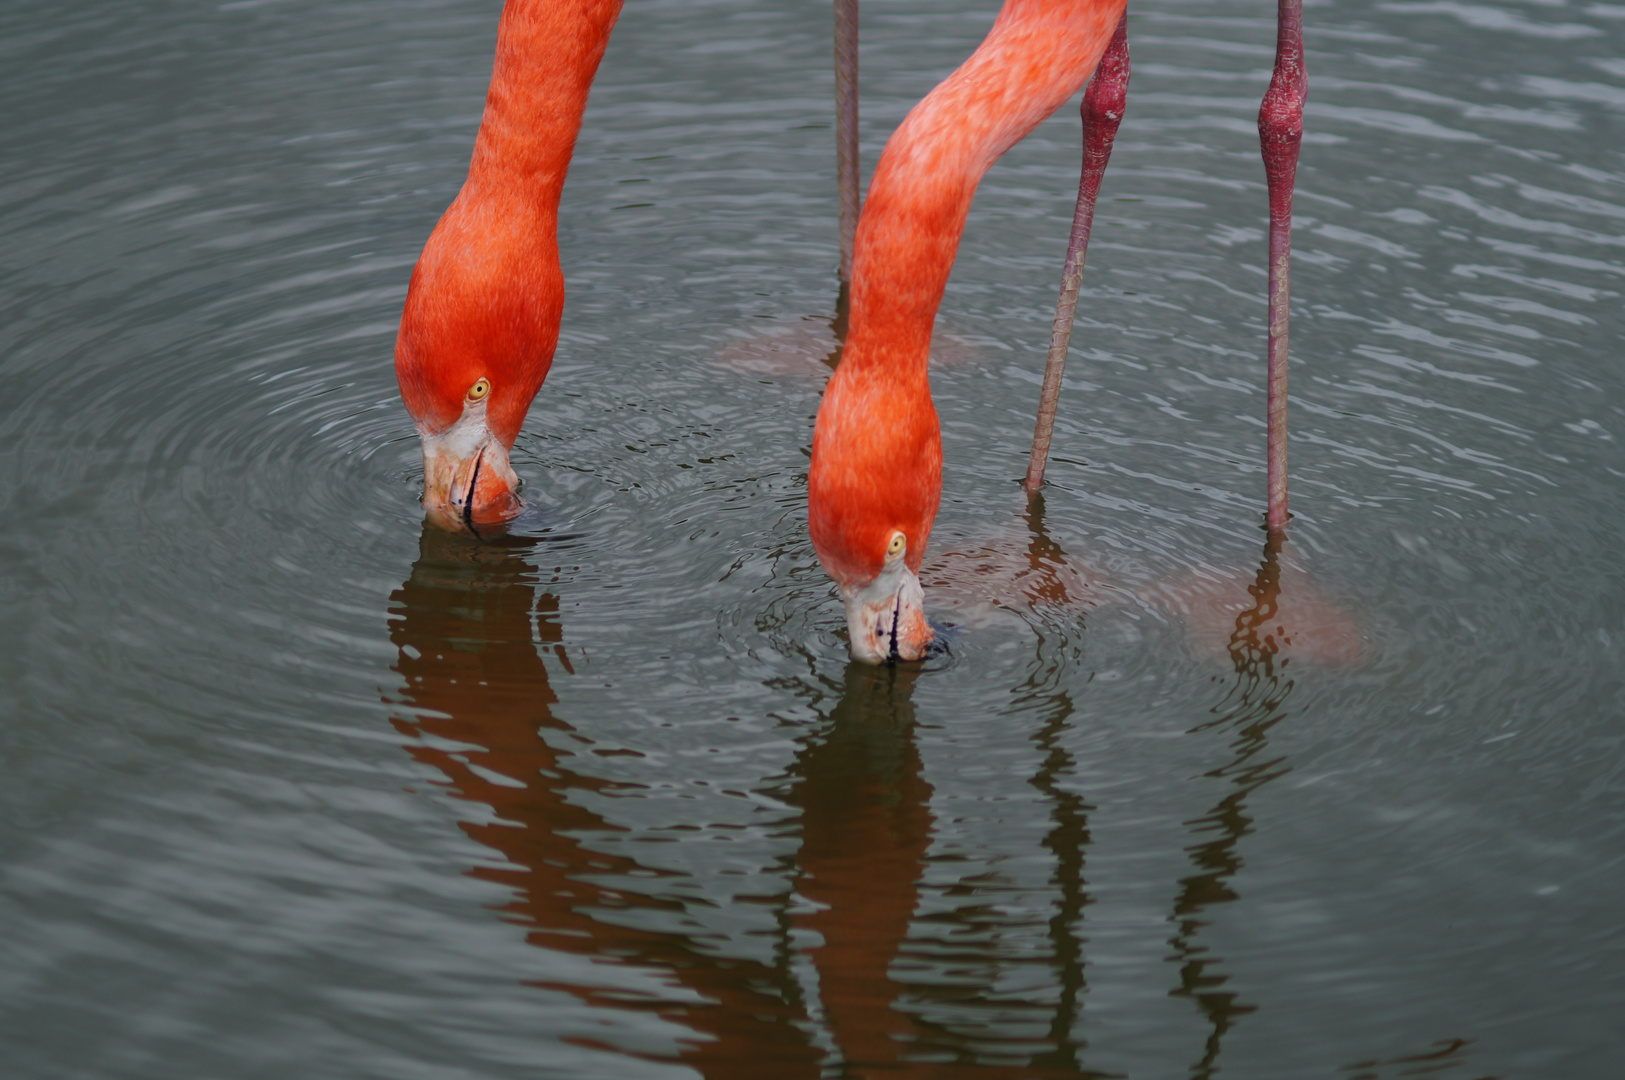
top-left (826, 278), bottom-right (850, 370)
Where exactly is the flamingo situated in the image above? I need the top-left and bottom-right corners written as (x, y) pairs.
top-left (811, 0), bottom-right (1306, 662)
top-left (809, 0), bottom-right (1126, 662)
top-left (394, 0), bottom-right (624, 531)
top-left (391, 523), bottom-right (1124, 1072)
top-left (390, 0), bottom-right (1310, 663)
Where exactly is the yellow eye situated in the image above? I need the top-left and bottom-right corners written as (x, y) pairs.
top-left (886, 532), bottom-right (906, 557)
top-left (466, 378), bottom-right (490, 401)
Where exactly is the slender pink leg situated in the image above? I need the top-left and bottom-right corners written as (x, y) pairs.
top-left (1024, 12), bottom-right (1130, 496)
top-left (835, 0), bottom-right (860, 283)
top-left (1259, 0), bottom-right (1305, 534)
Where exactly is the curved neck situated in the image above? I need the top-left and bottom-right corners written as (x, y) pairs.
top-left (463, 0), bottom-right (624, 213)
top-left (839, 0), bottom-right (1126, 382)
top-left (807, 0), bottom-right (1126, 592)
top-left (395, 0), bottom-right (623, 443)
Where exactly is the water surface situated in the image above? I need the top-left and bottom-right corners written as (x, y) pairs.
top-left (2, 0), bottom-right (1624, 1076)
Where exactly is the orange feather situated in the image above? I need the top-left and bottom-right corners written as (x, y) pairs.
top-left (396, 0), bottom-right (623, 522)
top-left (810, 0), bottom-right (1125, 594)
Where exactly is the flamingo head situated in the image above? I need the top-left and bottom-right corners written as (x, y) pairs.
top-left (397, 350), bottom-right (530, 532)
top-left (833, 528), bottom-right (934, 664)
top-left (394, 206), bottom-right (560, 533)
top-left (807, 365), bottom-right (942, 663)
top-left (807, 481), bottom-right (937, 664)
top-left (411, 375), bottom-right (523, 532)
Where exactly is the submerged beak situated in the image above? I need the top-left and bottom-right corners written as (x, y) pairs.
top-left (419, 408), bottom-right (521, 534)
top-left (841, 562), bottom-right (934, 664)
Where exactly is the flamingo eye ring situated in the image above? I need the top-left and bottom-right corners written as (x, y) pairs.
top-left (886, 532), bottom-right (905, 558)
top-left (466, 378), bottom-right (490, 402)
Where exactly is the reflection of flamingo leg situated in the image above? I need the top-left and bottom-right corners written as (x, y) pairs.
top-left (1167, 534), bottom-right (1294, 1078)
top-left (1017, 498), bottom-right (1099, 1074)
top-left (1027, 697), bottom-right (1095, 1073)
top-left (1024, 13), bottom-right (1130, 495)
top-left (1261, 0), bottom-right (1307, 533)
top-left (387, 531), bottom-right (820, 1077)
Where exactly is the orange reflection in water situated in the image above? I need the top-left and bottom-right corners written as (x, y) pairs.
top-left (385, 525), bottom-right (1086, 1076)
top-left (788, 663), bottom-right (936, 1075)
top-left (383, 518), bottom-right (1431, 1078)
top-left (388, 528), bottom-right (816, 1077)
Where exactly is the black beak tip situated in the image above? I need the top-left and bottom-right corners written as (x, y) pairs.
top-left (462, 451), bottom-right (485, 540)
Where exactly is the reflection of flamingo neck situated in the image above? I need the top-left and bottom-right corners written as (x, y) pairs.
top-left (792, 665), bottom-right (932, 1072)
top-left (388, 532), bottom-right (819, 1077)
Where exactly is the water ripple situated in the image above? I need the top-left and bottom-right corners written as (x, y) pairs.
top-left (3, 0), bottom-right (1625, 1075)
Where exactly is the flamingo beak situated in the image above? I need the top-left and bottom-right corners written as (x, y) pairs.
top-left (418, 405), bottom-right (521, 534)
top-left (840, 563), bottom-right (933, 664)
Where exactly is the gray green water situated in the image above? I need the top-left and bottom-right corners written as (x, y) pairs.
top-left (3, 0), bottom-right (1624, 1076)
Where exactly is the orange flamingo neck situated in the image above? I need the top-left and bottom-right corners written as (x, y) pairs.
top-left (463, 0), bottom-right (622, 210)
top-left (395, 0), bottom-right (622, 528)
top-left (810, 0), bottom-right (1125, 592)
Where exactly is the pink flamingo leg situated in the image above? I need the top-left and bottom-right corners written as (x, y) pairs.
top-left (835, 0), bottom-right (860, 283)
top-left (1024, 12), bottom-right (1130, 495)
top-left (1259, 0), bottom-right (1305, 533)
